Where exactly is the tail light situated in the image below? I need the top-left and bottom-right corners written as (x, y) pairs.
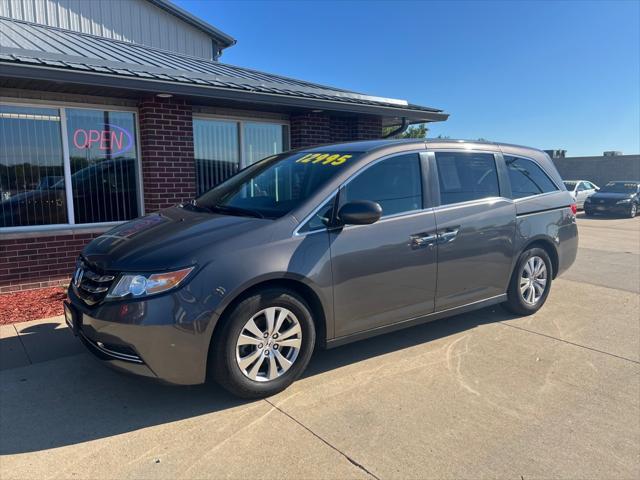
top-left (570, 203), bottom-right (577, 215)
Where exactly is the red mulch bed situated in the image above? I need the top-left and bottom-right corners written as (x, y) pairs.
top-left (0, 287), bottom-right (67, 325)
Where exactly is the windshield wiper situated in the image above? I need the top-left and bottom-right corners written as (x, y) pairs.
top-left (209, 204), bottom-right (265, 219)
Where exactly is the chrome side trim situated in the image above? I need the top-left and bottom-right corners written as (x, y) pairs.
top-left (80, 331), bottom-right (143, 364)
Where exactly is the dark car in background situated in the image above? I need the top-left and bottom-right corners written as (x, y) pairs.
top-left (584, 181), bottom-right (640, 218)
top-left (65, 139), bottom-right (578, 398)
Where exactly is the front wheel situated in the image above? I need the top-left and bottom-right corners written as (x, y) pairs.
top-left (503, 248), bottom-right (553, 316)
top-left (629, 203), bottom-right (637, 218)
top-left (209, 289), bottom-right (316, 398)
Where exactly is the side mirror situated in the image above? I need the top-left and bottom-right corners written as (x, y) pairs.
top-left (338, 200), bottom-right (382, 225)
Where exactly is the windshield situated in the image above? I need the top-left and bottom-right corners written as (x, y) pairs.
top-left (563, 181), bottom-right (577, 190)
top-left (599, 182), bottom-right (638, 194)
top-left (196, 151), bottom-right (360, 219)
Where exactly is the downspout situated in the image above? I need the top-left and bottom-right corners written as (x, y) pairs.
top-left (382, 117), bottom-right (409, 138)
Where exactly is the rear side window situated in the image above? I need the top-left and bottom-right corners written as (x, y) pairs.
top-left (505, 156), bottom-right (558, 199)
top-left (341, 153), bottom-right (422, 217)
top-left (435, 152), bottom-right (500, 205)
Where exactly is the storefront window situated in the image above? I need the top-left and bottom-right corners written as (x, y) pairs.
top-left (243, 122), bottom-right (288, 166)
top-left (66, 109), bottom-right (139, 223)
top-left (194, 118), bottom-right (288, 195)
top-left (0, 103), bottom-right (140, 230)
top-left (0, 105), bottom-right (67, 227)
top-left (194, 119), bottom-right (239, 196)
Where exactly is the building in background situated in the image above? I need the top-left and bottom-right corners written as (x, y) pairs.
top-left (549, 151), bottom-right (640, 187)
top-left (0, 0), bottom-right (448, 293)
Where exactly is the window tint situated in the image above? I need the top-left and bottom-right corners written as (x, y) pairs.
top-left (505, 156), bottom-right (558, 199)
top-left (435, 152), bottom-right (500, 205)
top-left (341, 153), bottom-right (422, 218)
top-left (298, 196), bottom-right (335, 233)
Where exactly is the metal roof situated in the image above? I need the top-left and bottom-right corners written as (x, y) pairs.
top-left (147, 0), bottom-right (236, 48)
top-left (0, 17), bottom-right (448, 122)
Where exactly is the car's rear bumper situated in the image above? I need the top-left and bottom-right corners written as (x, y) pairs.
top-left (66, 288), bottom-right (218, 385)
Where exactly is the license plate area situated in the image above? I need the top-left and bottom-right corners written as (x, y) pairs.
top-left (64, 302), bottom-right (81, 336)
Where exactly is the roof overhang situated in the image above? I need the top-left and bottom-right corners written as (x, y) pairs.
top-left (0, 62), bottom-right (449, 124)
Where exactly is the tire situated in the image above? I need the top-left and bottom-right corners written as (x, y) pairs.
top-left (503, 247), bottom-right (553, 316)
top-left (209, 288), bottom-right (316, 398)
top-left (584, 208), bottom-right (593, 217)
top-left (629, 203), bottom-right (637, 218)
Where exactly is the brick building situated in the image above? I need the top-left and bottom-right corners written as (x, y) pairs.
top-left (0, 0), bottom-right (448, 293)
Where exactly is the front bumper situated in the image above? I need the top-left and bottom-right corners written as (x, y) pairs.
top-left (66, 286), bottom-right (219, 385)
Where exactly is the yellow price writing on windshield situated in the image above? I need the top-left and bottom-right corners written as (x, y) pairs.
top-left (296, 153), bottom-right (352, 166)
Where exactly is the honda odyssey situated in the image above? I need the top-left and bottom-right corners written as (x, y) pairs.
top-left (65, 139), bottom-right (578, 398)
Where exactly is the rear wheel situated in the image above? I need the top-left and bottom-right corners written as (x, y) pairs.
top-left (503, 247), bottom-right (553, 316)
top-left (209, 289), bottom-right (316, 398)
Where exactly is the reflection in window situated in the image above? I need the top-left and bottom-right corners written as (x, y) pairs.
top-left (341, 153), bottom-right (422, 217)
top-left (243, 122), bottom-right (287, 166)
top-left (66, 109), bottom-right (139, 224)
top-left (505, 156), bottom-right (558, 199)
top-left (194, 119), bottom-right (288, 195)
top-left (194, 119), bottom-right (239, 195)
top-left (435, 152), bottom-right (500, 205)
top-left (0, 105), bottom-right (67, 227)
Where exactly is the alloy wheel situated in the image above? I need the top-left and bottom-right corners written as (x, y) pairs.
top-left (520, 256), bottom-right (547, 305)
top-left (235, 307), bottom-right (302, 382)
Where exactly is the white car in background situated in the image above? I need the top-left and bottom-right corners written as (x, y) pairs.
top-left (563, 180), bottom-right (599, 209)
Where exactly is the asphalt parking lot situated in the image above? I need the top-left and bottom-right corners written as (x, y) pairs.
top-left (1, 214), bottom-right (638, 480)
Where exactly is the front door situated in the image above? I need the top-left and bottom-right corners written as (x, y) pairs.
top-left (431, 151), bottom-right (516, 310)
top-left (329, 153), bottom-right (438, 338)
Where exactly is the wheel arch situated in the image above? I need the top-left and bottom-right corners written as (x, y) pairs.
top-left (207, 276), bottom-right (329, 371)
top-left (520, 237), bottom-right (559, 279)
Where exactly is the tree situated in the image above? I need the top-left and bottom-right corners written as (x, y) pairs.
top-left (383, 123), bottom-right (429, 139)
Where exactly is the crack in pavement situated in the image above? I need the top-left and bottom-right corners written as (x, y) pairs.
top-left (264, 398), bottom-right (381, 480)
top-left (497, 321), bottom-right (640, 365)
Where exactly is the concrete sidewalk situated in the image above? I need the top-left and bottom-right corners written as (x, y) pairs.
top-left (0, 316), bottom-right (83, 371)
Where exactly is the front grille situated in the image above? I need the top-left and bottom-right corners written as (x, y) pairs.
top-left (73, 259), bottom-right (115, 306)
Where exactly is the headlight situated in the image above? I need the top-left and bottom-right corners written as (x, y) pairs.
top-left (616, 198), bottom-right (632, 204)
top-left (107, 267), bottom-right (194, 299)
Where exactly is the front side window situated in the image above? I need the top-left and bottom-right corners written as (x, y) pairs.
top-left (340, 153), bottom-right (422, 218)
top-left (435, 152), bottom-right (500, 205)
top-left (197, 151), bottom-right (360, 219)
top-left (1, 104), bottom-right (141, 229)
top-left (194, 118), bottom-right (288, 195)
top-left (505, 156), bottom-right (558, 199)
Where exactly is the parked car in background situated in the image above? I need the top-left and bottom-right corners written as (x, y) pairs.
top-left (563, 180), bottom-right (598, 209)
top-left (65, 139), bottom-right (578, 398)
top-left (584, 181), bottom-right (640, 218)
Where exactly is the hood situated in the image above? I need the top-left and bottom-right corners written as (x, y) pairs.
top-left (589, 192), bottom-right (635, 201)
top-left (83, 205), bottom-right (271, 271)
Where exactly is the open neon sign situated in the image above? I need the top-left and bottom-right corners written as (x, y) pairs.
top-left (72, 124), bottom-right (134, 156)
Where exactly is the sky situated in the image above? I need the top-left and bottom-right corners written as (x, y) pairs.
top-left (175, 0), bottom-right (640, 156)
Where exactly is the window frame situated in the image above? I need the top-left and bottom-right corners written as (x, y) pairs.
top-left (427, 149), bottom-right (509, 208)
top-left (294, 149), bottom-right (430, 236)
top-left (193, 113), bottom-right (290, 167)
top-left (0, 99), bottom-right (144, 234)
top-left (502, 153), bottom-right (561, 201)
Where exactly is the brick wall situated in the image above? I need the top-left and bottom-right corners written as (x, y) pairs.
top-left (0, 232), bottom-right (101, 294)
top-left (291, 113), bottom-right (382, 148)
top-left (138, 96), bottom-right (196, 212)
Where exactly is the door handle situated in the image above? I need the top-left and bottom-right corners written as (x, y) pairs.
top-left (409, 233), bottom-right (437, 249)
top-left (438, 228), bottom-right (459, 244)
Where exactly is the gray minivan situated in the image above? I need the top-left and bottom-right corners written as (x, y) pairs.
top-left (65, 139), bottom-right (578, 398)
